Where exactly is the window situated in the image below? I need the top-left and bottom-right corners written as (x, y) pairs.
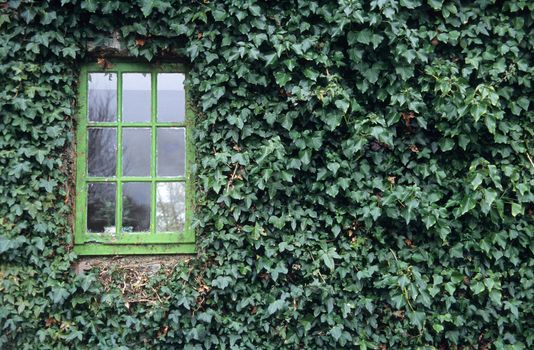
top-left (74, 63), bottom-right (194, 255)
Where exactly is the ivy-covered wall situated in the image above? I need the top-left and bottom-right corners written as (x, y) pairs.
top-left (1, 1), bottom-right (533, 349)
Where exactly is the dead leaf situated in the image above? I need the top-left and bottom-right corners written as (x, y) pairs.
top-left (45, 318), bottom-right (57, 327)
top-left (401, 111), bottom-right (415, 128)
top-left (157, 325), bottom-right (169, 338)
top-left (96, 57), bottom-right (112, 69)
top-left (392, 310), bottom-right (405, 319)
top-left (135, 37), bottom-right (146, 47)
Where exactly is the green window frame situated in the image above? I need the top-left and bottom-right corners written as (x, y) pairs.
top-left (74, 63), bottom-right (195, 255)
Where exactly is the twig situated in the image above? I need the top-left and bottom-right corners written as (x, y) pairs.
top-left (225, 164), bottom-right (239, 192)
top-left (526, 152), bottom-right (534, 169)
top-left (306, 249), bottom-right (327, 283)
top-left (389, 248), bottom-right (399, 262)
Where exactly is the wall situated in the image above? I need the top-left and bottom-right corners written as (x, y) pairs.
top-left (1, 1), bottom-right (533, 349)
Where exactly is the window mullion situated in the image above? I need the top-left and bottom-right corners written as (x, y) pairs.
top-left (116, 70), bottom-right (123, 237)
top-left (150, 71), bottom-right (157, 235)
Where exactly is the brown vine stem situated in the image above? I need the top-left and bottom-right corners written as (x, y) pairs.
top-left (225, 164), bottom-right (239, 193)
top-left (306, 249), bottom-right (327, 283)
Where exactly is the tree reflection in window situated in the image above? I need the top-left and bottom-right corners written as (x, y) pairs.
top-left (87, 183), bottom-right (116, 233)
top-left (88, 73), bottom-right (116, 122)
top-left (122, 182), bottom-right (151, 232)
top-left (156, 182), bottom-right (186, 232)
top-left (87, 128), bottom-right (116, 177)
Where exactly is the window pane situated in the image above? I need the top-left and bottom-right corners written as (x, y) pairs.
top-left (156, 182), bottom-right (185, 232)
top-left (87, 183), bottom-right (116, 233)
top-left (88, 73), bottom-right (117, 122)
top-left (157, 128), bottom-right (185, 176)
top-left (157, 73), bottom-right (185, 122)
top-left (88, 128), bottom-right (116, 177)
top-left (122, 73), bottom-right (151, 122)
top-left (122, 128), bottom-right (151, 176)
top-left (122, 182), bottom-right (151, 232)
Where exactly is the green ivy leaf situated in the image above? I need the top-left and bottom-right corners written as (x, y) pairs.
top-left (511, 203), bottom-right (523, 217)
top-left (274, 71), bottom-right (291, 86)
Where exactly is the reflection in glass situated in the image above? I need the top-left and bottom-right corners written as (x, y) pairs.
top-left (157, 73), bottom-right (185, 122)
top-left (87, 183), bottom-right (116, 233)
top-left (88, 73), bottom-right (117, 122)
top-left (122, 128), bottom-right (151, 176)
top-left (157, 128), bottom-right (185, 176)
top-left (122, 182), bottom-right (151, 232)
top-left (122, 73), bottom-right (151, 122)
top-left (157, 182), bottom-right (185, 232)
top-left (88, 128), bottom-right (116, 177)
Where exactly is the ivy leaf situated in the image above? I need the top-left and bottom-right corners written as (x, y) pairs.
top-left (322, 113), bottom-right (343, 130)
top-left (49, 287), bottom-right (70, 304)
top-left (455, 196), bottom-right (477, 217)
top-left (483, 189), bottom-right (497, 208)
top-left (355, 29), bottom-right (372, 45)
top-left (511, 203), bottom-right (523, 217)
top-left (485, 115), bottom-right (496, 134)
top-left (212, 9), bottom-right (227, 21)
top-left (211, 276), bottom-right (232, 289)
top-left (408, 311), bottom-right (426, 330)
top-left (264, 52), bottom-right (278, 66)
top-left (274, 71), bottom-right (291, 86)
top-left (267, 299), bottom-right (286, 315)
top-left (438, 138), bottom-right (455, 152)
top-left (39, 179), bottom-right (57, 193)
top-left (471, 173), bottom-right (484, 190)
top-left (141, 0), bottom-right (154, 17)
top-left (470, 104), bottom-right (486, 122)
top-left (471, 281), bottom-right (485, 295)
top-left (330, 325), bottom-right (342, 341)
top-left (80, 0), bottom-right (98, 12)
top-left (65, 330), bottom-right (84, 342)
top-left (428, 0), bottom-right (443, 10)
top-left (432, 323), bottom-right (444, 333)
top-left (248, 5), bottom-right (261, 16)
top-left (335, 99), bottom-right (350, 113)
top-left (61, 46), bottom-right (78, 59)
top-left (327, 162), bottom-right (340, 175)
top-left (322, 254), bottom-right (335, 270)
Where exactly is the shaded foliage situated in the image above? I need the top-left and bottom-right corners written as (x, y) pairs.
top-left (0, 0), bottom-right (533, 349)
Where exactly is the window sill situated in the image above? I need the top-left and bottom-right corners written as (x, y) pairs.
top-left (74, 243), bottom-right (195, 256)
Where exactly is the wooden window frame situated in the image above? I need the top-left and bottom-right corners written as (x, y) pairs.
top-left (74, 62), bottom-right (195, 255)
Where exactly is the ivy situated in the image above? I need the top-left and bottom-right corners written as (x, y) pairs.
top-left (1, 0), bottom-right (533, 349)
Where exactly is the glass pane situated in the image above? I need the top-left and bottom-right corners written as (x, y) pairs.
top-left (122, 128), bottom-right (151, 176)
top-left (87, 183), bottom-right (116, 233)
top-left (88, 73), bottom-right (117, 122)
top-left (157, 128), bottom-right (185, 176)
top-left (157, 182), bottom-right (186, 232)
top-left (122, 182), bottom-right (151, 232)
top-left (157, 73), bottom-right (185, 122)
top-left (88, 128), bottom-right (116, 177)
top-left (122, 73), bottom-right (151, 122)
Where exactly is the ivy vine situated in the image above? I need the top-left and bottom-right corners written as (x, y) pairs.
top-left (0, 1), bottom-right (533, 349)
